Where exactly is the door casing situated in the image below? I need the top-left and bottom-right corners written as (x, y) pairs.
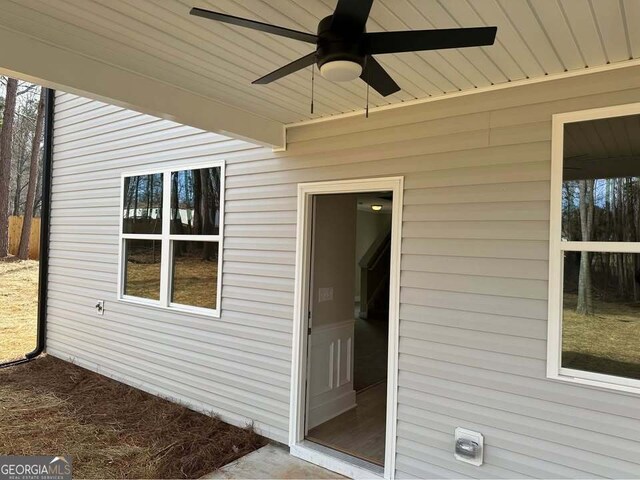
top-left (289, 177), bottom-right (404, 480)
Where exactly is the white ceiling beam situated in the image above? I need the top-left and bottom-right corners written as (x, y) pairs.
top-left (0, 25), bottom-right (285, 148)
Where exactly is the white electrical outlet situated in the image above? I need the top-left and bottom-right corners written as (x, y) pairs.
top-left (95, 300), bottom-right (105, 316)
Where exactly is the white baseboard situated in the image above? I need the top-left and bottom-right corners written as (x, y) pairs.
top-left (307, 389), bottom-right (356, 429)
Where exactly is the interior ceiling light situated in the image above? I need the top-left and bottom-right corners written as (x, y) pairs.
top-left (190, 0), bottom-right (497, 97)
top-left (371, 204), bottom-right (383, 211)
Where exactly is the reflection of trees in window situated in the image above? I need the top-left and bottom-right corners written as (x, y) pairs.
top-left (120, 163), bottom-right (223, 313)
top-left (123, 173), bottom-right (162, 234)
top-left (170, 168), bottom-right (220, 234)
top-left (171, 172), bottom-right (184, 237)
top-left (577, 180), bottom-right (594, 315)
top-left (171, 167), bottom-right (221, 260)
top-left (563, 177), bottom-right (640, 312)
top-left (194, 167), bottom-right (221, 235)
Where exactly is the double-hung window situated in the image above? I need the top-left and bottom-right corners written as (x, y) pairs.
top-left (548, 104), bottom-right (640, 393)
top-left (118, 162), bottom-right (224, 317)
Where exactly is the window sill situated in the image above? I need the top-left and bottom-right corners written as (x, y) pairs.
top-left (119, 295), bottom-right (220, 318)
top-left (547, 369), bottom-right (640, 396)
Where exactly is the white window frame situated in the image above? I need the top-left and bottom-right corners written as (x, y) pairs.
top-left (548, 103), bottom-right (640, 395)
top-left (117, 160), bottom-right (225, 318)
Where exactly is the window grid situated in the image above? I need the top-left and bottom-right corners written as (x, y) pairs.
top-left (118, 161), bottom-right (225, 317)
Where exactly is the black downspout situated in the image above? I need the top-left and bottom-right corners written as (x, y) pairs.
top-left (1, 88), bottom-right (54, 369)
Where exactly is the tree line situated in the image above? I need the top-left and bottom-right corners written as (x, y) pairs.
top-left (0, 77), bottom-right (45, 259)
top-left (563, 176), bottom-right (640, 314)
top-left (123, 167), bottom-right (221, 261)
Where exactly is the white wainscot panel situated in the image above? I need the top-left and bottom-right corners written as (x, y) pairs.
top-left (307, 320), bottom-right (356, 430)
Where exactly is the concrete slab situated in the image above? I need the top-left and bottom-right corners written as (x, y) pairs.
top-left (203, 444), bottom-right (345, 479)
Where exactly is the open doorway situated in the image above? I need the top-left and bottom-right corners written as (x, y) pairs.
top-left (303, 190), bottom-right (393, 467)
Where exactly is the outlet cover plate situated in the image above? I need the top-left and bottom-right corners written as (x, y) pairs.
top-left (318, 287), bottom-right (333, 302)
top-left (454, 427), bottom-right (484, 466)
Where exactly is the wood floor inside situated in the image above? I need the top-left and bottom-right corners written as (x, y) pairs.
top-left (306, 382), bottom-right (387, 466)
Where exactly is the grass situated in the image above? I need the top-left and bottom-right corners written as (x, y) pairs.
top-left (0, 257), bottom-right (38, 361)
top-left (172, 254), bottom-right (218, 309)
top-left (0, 356), bottom-right (266, 478)
top-left (562, 293), bottom-right (640, 379)
top-left (126, 252), bottom-right (218, 309)
top-left (125, 256), bottom-right (162, 300)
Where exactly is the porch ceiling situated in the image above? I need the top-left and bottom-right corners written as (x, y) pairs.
top-left (1, 0), bottom-right (639, 145)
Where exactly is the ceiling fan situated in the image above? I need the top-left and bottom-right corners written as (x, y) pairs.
top-left (190, 0), bottom-right (497, 97)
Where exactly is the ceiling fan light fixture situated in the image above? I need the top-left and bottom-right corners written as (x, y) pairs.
top-left (319, 60), bottom-right (363, 82)
top-left (371, 204), bottom-right (383, 211)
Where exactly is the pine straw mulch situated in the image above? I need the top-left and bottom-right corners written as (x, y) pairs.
top-left (0, 355), bottom-right (266, 478)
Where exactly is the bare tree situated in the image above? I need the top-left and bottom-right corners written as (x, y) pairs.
top-left (577, 179), bottom-right (594, 315)
top-left (200, 168), bottom-right (219, 260)
top-left (16, 83), bottom-right (38, 98)
top-left (32, 162), bottom-right (42, 217)
top-left (192, 169), bottom-right (202, 235)
top-left (0, 77), bottom-right (18, 258)
top-left (9, 96), bottom-right (38, 216)
top-left (18, 90), bottom-right (45, 260)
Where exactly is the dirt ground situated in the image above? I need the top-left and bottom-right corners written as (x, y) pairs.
top-left (563, 293), bottom-right (640, 379)
top-left (0, 356), bottom-right (265, 478)
top-left (0, 258), bottom-right (38, 361)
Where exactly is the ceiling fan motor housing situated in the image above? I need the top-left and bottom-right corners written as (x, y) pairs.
top-left (316, 15), bottom-right (366, 71)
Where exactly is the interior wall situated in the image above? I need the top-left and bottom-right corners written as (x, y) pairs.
top-left (312, 194), bottom-right (357, 328)
top-left (355, 209), bottom-right (391, 300)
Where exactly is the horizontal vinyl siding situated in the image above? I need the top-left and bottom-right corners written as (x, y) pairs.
top-left (48, 92), bottom-right (290, 441)
top-left (284, 67), bottom-right (640, 479)
top-left (47, 65), bottom-right (640, 478)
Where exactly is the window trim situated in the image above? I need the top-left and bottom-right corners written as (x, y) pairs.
top-left (548, 103), bottom-right (640, 395)
top-left (117, 160), bottom-right (225, 318)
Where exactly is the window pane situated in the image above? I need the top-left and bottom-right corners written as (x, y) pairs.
top-left (170, 167), bottom-right (221, 235)
top-left (562, 251), bottom-right (640, 380)
top-left (123, 173), bottom-right (163, 234)
top-left (124, 239), bottom-right (162, 300)
top-left (171, 241), bottom-right (219, 310)
top-left (562, 114), bottom-right (640, 242)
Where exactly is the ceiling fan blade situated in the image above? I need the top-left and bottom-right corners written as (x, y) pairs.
top-left (366, 26), bottom-right (497, 55)
top-left (190, 7), bottom-right (317, 44)
top-left (253, 52), bottom-right (317, 84)
top-left (332, 0), bottom-right (374, 31)
top-left (361, 56), bottom-right (400, 97)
